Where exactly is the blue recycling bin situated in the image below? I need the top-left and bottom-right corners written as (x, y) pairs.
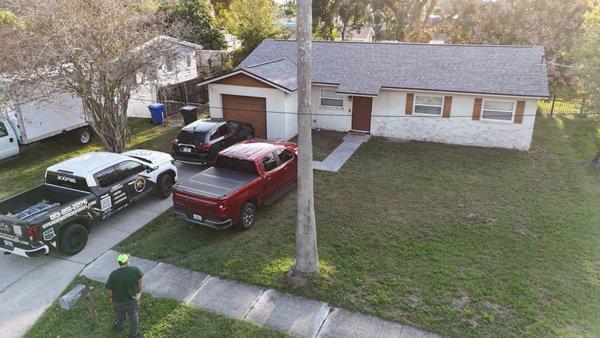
top-left (148, 103), bottom-right (165, 125)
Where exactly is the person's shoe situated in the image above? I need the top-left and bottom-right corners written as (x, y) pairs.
top-left (113, 322), bottom-right (125, 331)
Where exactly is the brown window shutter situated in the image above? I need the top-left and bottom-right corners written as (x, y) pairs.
top-left (405, 93), bottom-right (414, 115)
top-left (514, 100), bottom-right (525, 124)
top-left (472, 98), bottom-right (482, 121)
top-left (443, 96), bottom-right (452, 118)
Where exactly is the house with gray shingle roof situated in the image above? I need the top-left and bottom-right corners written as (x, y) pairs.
top-left (199, 39), bottom-right (549, 150)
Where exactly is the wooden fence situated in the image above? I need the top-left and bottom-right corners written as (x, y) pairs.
top-left (157, 77), bottom-right (208, 116)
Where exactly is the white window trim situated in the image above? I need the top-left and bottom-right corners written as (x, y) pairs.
top-left (319, 89), bottom-right (344, 110)
top-left (481, 99), bottom-right (516, 123)
top-left (413, 94), bottom-right (444, 116)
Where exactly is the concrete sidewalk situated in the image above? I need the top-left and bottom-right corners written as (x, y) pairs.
top-left (313, 133), bottom-right (371, 173)
top-left (83, 250), bottom-right (438, 338)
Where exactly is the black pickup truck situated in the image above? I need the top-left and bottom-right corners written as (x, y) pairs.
top-left (0, 150), bottom-right (177, 257)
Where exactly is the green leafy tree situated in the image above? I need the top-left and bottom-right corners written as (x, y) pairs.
top-left (312, 0), bottom-right (373, 40)
top-left (581, 3), bottom-right (600, 108)
top-left (161, 0), bottom-right (226, 50)
top-left (282, 0), bottom-right (296, 17)
top-left (437, 0), bottom-right (588, 89)
top-left (220, 0), bottom-right (284, 56)
top-left (371, 0), bottom-right (436, 42)
top-left (581, 2), bottom-right (600, 165)
top-left (209, 0), bottom-right (233, 16)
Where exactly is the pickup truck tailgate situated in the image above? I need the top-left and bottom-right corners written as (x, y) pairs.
top-left (175, 167), bottom-right (257, 199)
top-left (0, 217), bottom-right (23, 238)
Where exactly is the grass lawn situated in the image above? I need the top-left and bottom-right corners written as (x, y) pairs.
top-left (26, 278), bottom-right (286, 338)
top-left (118, 114), bottom-right (600, 337)
top-left (0, 118), bottom-right (178, 200)
top-left (292, 129), bottom-right (345, 161)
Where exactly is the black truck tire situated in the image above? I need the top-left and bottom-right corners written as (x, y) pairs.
top-left (59, 223), bottom-right (88, 255)
top-left (237, 202), bottom-right (256, 230)
top-left (156, 173), bottom-right (174, 199)
top-left (75, 128), bottom-right (92, 145)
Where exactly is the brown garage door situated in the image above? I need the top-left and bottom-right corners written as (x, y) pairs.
top-left (222, 94), bottom-right (267, 139)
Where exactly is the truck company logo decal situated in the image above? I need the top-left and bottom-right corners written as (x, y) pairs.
top-left (43, 228), bottom-right (56, 241)
top-left (43, 200), bottom-right (91, 229)
top-left (56, 175), bottom-right (77, 184)
top-left (134, 177), bottom-right (147, 193)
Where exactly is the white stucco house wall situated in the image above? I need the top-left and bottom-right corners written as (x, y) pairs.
top-left (127, 36), bottom-right (202, 118)
top-left (199, 40), bottom-right (549, 150)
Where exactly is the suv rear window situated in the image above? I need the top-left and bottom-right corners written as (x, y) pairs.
top-left (176, 130), bottom-right (207, 145)
top-left (46, 171), bottom-right (90, 191)
top-left (215, 156), bottom-right (258, 175)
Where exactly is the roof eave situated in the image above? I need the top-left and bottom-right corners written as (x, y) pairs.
top-left (196, 69), bottom-right (295, 93)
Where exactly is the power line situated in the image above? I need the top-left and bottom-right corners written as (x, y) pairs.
top-left (129, 96), bottom-right (597, 119)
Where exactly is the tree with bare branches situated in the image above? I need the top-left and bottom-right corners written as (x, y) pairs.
top-left (0, 0), bottom-right (174, 152)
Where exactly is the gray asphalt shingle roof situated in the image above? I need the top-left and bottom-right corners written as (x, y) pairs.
top-left (236, 40), bottom-right (549, 98)
top-left (240, 58), bottom-right (298, 91)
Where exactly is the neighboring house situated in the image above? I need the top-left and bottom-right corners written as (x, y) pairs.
top-left (346, 26), bottom-right (375, 42)
top-left (224, 33), bottom-right (242, 52)
top-left (127, 35), bottom-right (202, 118)
top-left (199, 40), bottom-right (549, 150)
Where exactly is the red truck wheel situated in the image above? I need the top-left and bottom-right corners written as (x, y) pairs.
top-left (237, 202), bottom-right (256, 230)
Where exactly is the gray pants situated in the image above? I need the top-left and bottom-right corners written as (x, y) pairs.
top-left (112, 298), bottom-right (139, 337)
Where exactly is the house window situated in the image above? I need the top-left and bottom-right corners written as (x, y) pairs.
top-left (414, 95), bottom-right (444, 115)
top-left (165, 57), bottom-right (176, 73)
top-left (482, 100), bottom-right (515, 121)
top-left (186, 54), bottom-right (192, 68)
top-left (320, 89), bottom-right (344, 108)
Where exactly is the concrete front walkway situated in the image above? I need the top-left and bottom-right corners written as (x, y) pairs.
top-left (82, 250), bottom-right (438, 338)
top-left (313, 133), bottom-right (371, 173)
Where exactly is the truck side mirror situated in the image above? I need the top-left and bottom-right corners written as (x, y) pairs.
top-left (146, 165), bottom-right (159, 173)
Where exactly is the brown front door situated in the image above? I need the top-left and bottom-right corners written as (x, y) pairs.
top-left (222, 94), bottom-right (267, 138)
top-left (352, 96), bottom-right (373, 132)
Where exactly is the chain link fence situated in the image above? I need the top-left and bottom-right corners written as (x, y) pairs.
top-left (537, 95), bottom-right (589, 116)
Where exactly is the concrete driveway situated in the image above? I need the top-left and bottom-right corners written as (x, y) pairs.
top-left (0, 163), bottom-right (199, 338)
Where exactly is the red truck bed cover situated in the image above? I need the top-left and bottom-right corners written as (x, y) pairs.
top-left (174, 167), bottom-right (258, 199)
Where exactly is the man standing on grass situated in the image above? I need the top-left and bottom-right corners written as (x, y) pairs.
top-left (106, 253), bottom-right (143, 337)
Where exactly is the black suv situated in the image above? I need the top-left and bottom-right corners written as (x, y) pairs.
top-left (171, 118), bottom-right (254, 165)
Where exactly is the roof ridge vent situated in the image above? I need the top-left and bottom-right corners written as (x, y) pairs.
top-left (245, 58), bottom-right (289, 69)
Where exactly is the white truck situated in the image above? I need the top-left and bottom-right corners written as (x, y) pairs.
top-left (0, 150), bottom-right (177, 257)
top-left (0, 91), bottom-right (92, 161)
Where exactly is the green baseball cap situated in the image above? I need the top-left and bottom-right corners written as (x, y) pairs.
top-left (117, 254), bottom-right (129, 264)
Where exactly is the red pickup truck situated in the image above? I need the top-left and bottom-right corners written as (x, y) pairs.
top-left (172, 140), bottom-right (297, 230)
